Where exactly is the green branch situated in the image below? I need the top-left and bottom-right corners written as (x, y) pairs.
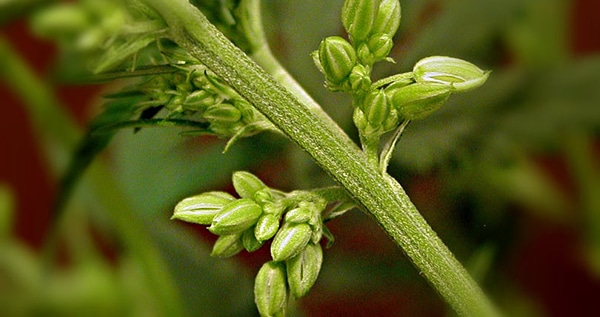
top-left (138, 1), bottom-right (501, 316)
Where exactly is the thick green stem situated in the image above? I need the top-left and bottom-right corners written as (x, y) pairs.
top-left (139, 1), bottom-right (502, 316)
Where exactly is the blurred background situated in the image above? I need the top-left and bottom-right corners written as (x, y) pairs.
top-left (1, 0), bottom-right (599, 316)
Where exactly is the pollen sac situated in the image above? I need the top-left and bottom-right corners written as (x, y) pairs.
top-left (413, 56), bottom-right (490, 92)
top-left (371, 0), bottom-right (401, 38)
top-left (208, 198), bottom-right (263, 235)
top-left (242, 227), bottom-right (264, 252)
top-left (286, 242), bottom-right (323, 299)
top-left (211, 233), bottom-right (244, 258)
top-left (391, 82), bottom-right (452, 120)
top-left (318, 36), bottom-right (357, 87)
top-left (271, 222), bottom-right (312, 262)
top-left (254, 214), bottom-right (281, 242)
top-left (232, 171), bottom-right (268, 200)
top-left (203, 103), bottom-right (242, 124)
top-left (254, 261), bottom-right (288, 317)
top-left (364, 89), bottom-right (390, 127)
top-left (342, 0), bottom-right (378, 43)
top-left (172, 191), bottom-right (236, 225)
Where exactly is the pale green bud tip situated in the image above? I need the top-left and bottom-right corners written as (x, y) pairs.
top-left (172, 191), bottom-right (235, 225)
top-left (255, 214), bottom-right (280, 242)
top-left (204, 103), bottom-right (242, 124)
top-left (211, 233), bottom-right (244, 258)
top-left (318, 36), bottom-right (357, 84)
top-left (255, 261), bottom-right (288, 317)
top-left (232, 171), bottom-right (268, 200)
top-left (413, 56), bottom-right (490, 92)
top-left (364, 89), bottom-right (390, 126)
top-left (391, 83), bottom-right (452, 120)
top-left (286, 242), bottom-right (323, 298)
top-left (371, 0), bottom-right (401, 37)
top-left (271, 223), bottom-right (312, 262)
top-left (342, 0), bottom-right (378, 43)
top-left (209, 198), bottom-right (263, 235)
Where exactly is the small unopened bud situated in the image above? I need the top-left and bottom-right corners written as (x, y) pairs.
top-left (318, 36), bottom-right (357, 85)
top-left (254, 214), bottom-right (281, 242)
top-left (348, 64), bottom-right (372, 92)
top-left (232, 171), bottom-right (268, 200)
top-left (243, 227), bottom-right (264, 252)
top-left (172, 191), bottom-right (236, 225)
top-left (184, 90), bottom-right (219, 111)
top-left (371, 0), bottom-right (401, 38)
top-left (391, 83), bottom-right (451, 120)
top-left (364, 89), bottom-right (390, 126)
top-left (353, 108), bottom-right (368, 131)
top-left (204, 103), bottom-right (242, 124)
top-left (211, 233), bottom-right (244, 258)
top-left (255, 261), bottom-right (288, 317)
top-left (271, 223), bottom-right (312, 262)
top-left (208, 198), bottom-right (263, 235)
top-left (286, 242), bottom-right (323, 298)
top-left (367, 33), bottom-right (393, 61)
top-left (342, 0), bottom-right (378, 43)
top-left (413, 56), bottom-right (490, 92)
top-left (284, 206), bottom-right (312, 224)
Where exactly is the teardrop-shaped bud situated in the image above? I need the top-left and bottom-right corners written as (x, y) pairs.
top-left (172, 191), bottom-right (236, 225)
top-left (209, 198), bottom-right (263, 235)
top-left (318, 36), bottom-right (357, 85)
top-left (367, 33), bottom-right (393, 61)
top-left (364, 89), bottom-right (390, 126)
top-left (391, 83), bottom-right (452, 120)
top-left (348, 64), bottom-right (372, 92)
top-left (271, 223), bottom-right (312, 262)
top-left (371, 0), bottom-right (401, 37)
top-left (211, 233), bottom-right (244, 258)
top-left (232, 171), bottom-right (268, 200)
top-left (286, 242), bottom-right (323, 298)
top-left (204, 103), bottom-right (242, 124)
top-left (284, 206), bottom-right (312, 224)
top-left (184, 90), bottom-right (219, 111)
top-left (353, 108), bottom-right (368, 131)
top-left (413, 56), bottom-right (490, 92)
top-left (243, 227), bottom-right (264, 252)
top-left (254, 214), bottom-right (281, 242)
top-left (255, 261), bottom-right (288, 317)
top-left (342, 0), bottom-right (378, 43)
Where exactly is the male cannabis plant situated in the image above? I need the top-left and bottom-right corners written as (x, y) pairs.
top-left (30, 0), bottom-right (498, 316)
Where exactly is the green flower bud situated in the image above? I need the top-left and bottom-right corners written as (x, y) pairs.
top-left (262, 201), bottom-right (285, 216)
top-left (391, 83), bottom-right (452, 120)
top-left (413, 56), bottom-right (490, 92)
top-left (255, 214), bottom-right (281, 242)
top-left (382, 108), bottom-right (400, 132)
top-left (243, 227), bottom-right (264, 252)
top-left (271, 223), bottom-right (312, 262)
top-left (284, 206), bottom-right (312, 224)
top-left (211, 233), bottom-right (244, 258)
top-left (208, 198), bottom-right (263, 235)
top-left (318, 36), bottom-right (357, 85)
top-left (232, 171), bottom-right (268, 200)
top-left (255, 261), bottom-right (288, 317)
top-left (184, 90), bottom-right (219, 111)
top-left (204, 103), bottom-right (242, 124)
top-left (172, 191), bottom-right (236, 225)
top-left (353, 108), bottom-right (368, 131)
top-left (254, 188), bottom-right (274, 205)
top-left (348, 64), bottom-right (372, 92)
top-left (364, 89), bottom-right (390, 126)
top-left (383, 76), bottom-right (414, 98)
top-left (371, 0), bottom-right (401, 37)
top-left (342, 0), bottom-right (378, 43)
top-left (286, 242), bottom-right (323, 298)
top-left (367, 33), bottom-right (393, 61)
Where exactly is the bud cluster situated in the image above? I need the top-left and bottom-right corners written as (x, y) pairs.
top-left (119, 66), bottom-right (274, 143)
top-left (313, 0), bottom-right (401, 91)
top-left (172, 172), bottom-right (331, 316)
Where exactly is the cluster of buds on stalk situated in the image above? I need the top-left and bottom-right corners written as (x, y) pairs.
top-left (313, 0), bottom-right (489, 171)
top-left (172, 172), bottom-right (332, 316)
